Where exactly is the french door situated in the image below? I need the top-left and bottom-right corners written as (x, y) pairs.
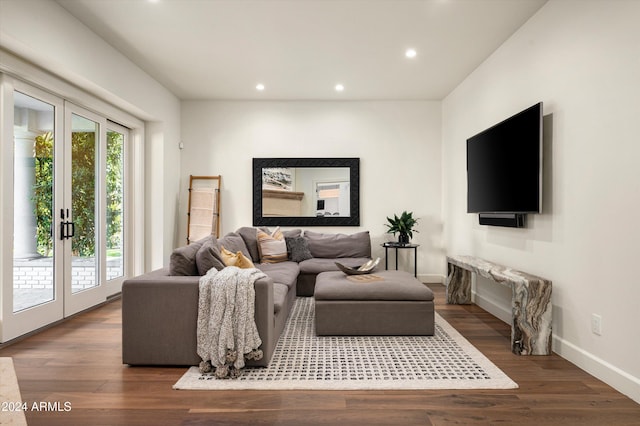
top-left (1, 79), bottom-right (129, 341)
top-left (63, 104), bottom-right (109, 315)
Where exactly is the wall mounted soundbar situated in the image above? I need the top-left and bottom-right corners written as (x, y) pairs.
top-left (478, 213), bottom-right (526, 228)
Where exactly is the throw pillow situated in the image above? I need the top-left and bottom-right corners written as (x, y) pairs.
top-left (282, 228), bottom-right (302, 239)
top-left (219, 245), bottom-right (255, 269)
top-left (285, 236), bottom-right (313, 262)
top-left (195, 236), bottom-right (226, 275)
top-left (236, 227), bottom-right (262, 263)
top-left (216, 232), bottom-right (252, 261)
top-left (169, 240), bottom-right (205, 276)
top-left (257, 226), bottom-right (288, 264)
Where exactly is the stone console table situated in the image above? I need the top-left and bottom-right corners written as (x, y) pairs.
top-left (446, 255), bottom-right (552, 356)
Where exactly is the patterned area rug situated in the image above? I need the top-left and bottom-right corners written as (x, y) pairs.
top-left (174, 297), bottom-right (518, 390)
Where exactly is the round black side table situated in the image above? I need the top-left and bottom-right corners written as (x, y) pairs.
top-left (381, 242), bottom-right (419, 277)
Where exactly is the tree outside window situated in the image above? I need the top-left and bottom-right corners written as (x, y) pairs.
top-left (32, 131), bottom-right (123, 257)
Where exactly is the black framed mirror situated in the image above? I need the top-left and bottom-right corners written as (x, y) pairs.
top-left (253, 158), bottom-right (360, 227)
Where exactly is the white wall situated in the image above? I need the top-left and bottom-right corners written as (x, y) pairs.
top-left (0, 0), bottom-right (181, 269)
top-left (181, 101), bottom-right (444, 279)
top-left (442, 0), bottom-right (640, 402)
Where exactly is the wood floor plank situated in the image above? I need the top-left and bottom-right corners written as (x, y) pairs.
top-left (1, 283), bottom-right (638, 425)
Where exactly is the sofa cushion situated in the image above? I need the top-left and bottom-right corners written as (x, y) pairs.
top-left (285, 236), bottom-right (313, 262)
top-left (298, 257), bottom-right (372, 275)
top-left (314, 271), bottom-right (434, 301)
top-left (257, 227), bottom-right (288, 264)
top-left (169, 240), bottom-right (205, 276)
top-left (304, 230), bottom-right (371, 258)
top-left (219, 246), bottom-right (255, 269)
top-left (195, 236), bottom-right (226, 275)
top-left (273, 283), bottom-right (289, 315)
top-left (256, 261), bottom-right (300, 289)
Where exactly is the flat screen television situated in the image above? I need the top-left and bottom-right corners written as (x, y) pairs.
top-left (467, 102), bottom-right (543, 217)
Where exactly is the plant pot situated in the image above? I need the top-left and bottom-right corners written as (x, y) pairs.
top-left (398, 233), bottom-right (410, 244)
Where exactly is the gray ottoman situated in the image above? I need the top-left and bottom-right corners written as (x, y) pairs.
top-left (314, 270), bottom-right (435, 336)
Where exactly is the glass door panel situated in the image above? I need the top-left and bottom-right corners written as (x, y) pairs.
top-left (106, 129), bottom-right (124, 281)
top-left (13, 92), bottom-right (56, 312)
top-left (70, 113), bottom-right (99, 294)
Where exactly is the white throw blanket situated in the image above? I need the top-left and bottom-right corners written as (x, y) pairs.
top-left (196, 266), bottom-right (267, 378)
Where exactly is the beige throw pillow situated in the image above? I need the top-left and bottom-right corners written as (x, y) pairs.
top-left (257, 226), bottom-right (288, 264)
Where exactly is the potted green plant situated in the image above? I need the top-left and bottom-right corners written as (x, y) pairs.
top-left (385, 211), bottom-right (419, 244)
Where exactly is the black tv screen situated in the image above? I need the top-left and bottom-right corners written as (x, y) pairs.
top-left (467, 102), bottom-right (542, 214)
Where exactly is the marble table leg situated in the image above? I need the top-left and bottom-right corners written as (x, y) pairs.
top-left (511, 280), bottom-right (553, 355)
top-left (446, 255), bottom-right (553, 356)
top-left (445, 262), bottom-right (472, 304)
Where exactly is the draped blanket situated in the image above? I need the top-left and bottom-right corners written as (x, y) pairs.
top-left (197, 266), bottom-right (267, 378)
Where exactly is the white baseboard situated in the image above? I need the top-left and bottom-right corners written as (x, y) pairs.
top-left (553, 335), bottom-right (640, 404)
top-left (472, 291), bottom-right (511, 324)
top-left (472, 292), bottom-right (640, 404)
top-left (418, 274), bottom-right (444, 284)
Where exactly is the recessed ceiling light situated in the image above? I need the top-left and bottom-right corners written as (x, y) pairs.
top-left (148, 0), bottom-right (160, 3)
top-left (405, 48), bottom-right (417, 58)
top-left (256, 83), bottom-right (265, 91)
top-left (335, 84), bottom-right (345, 92)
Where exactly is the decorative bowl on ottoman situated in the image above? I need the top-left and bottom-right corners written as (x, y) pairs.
top-left (335, 257), bottom-right (380, 275)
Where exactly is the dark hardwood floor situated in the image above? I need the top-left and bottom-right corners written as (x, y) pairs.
top-left (1, 283), bottom-right (638, 425)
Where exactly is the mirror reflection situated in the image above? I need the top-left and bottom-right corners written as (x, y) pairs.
top-left (262, 167), bottom-right (350, 217)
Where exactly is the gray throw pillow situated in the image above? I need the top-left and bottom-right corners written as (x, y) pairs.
top-left (236, 227), bottom-right (262, 263)
top-left (195, 236), bottom-right (226, 275)
top-left (283, 228), bottom-right (302, 239)
top-left (169, 240), bottom-right (204, 276)
top-left (216, 232), bottom-right (252, 260)
top-left (285, 236), bottom-right (313, 262)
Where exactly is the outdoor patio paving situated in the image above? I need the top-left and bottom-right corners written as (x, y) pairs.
top-left (12, 256), bottom-right (123, 312)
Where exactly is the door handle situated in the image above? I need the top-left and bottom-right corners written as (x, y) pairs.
top-left (59, 209), bottom-right (74, 240)
top-left (60, 209), bottom-right (67, 240)
top-left (66, 221), bottom-right (75, 238)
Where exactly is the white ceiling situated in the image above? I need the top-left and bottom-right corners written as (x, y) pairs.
top-left (56, 0), bottom-right (547, 101)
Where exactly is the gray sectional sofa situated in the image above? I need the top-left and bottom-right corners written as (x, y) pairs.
top-left (122, 227), bottom-right (371, 367)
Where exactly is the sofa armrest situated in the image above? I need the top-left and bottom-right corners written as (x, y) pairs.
top-left (122, 268), bottom-right (275, 366)
top-left (251, 274), bottom-right (275, 366)
top-left (122, 268), bottom-right (200, 365)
